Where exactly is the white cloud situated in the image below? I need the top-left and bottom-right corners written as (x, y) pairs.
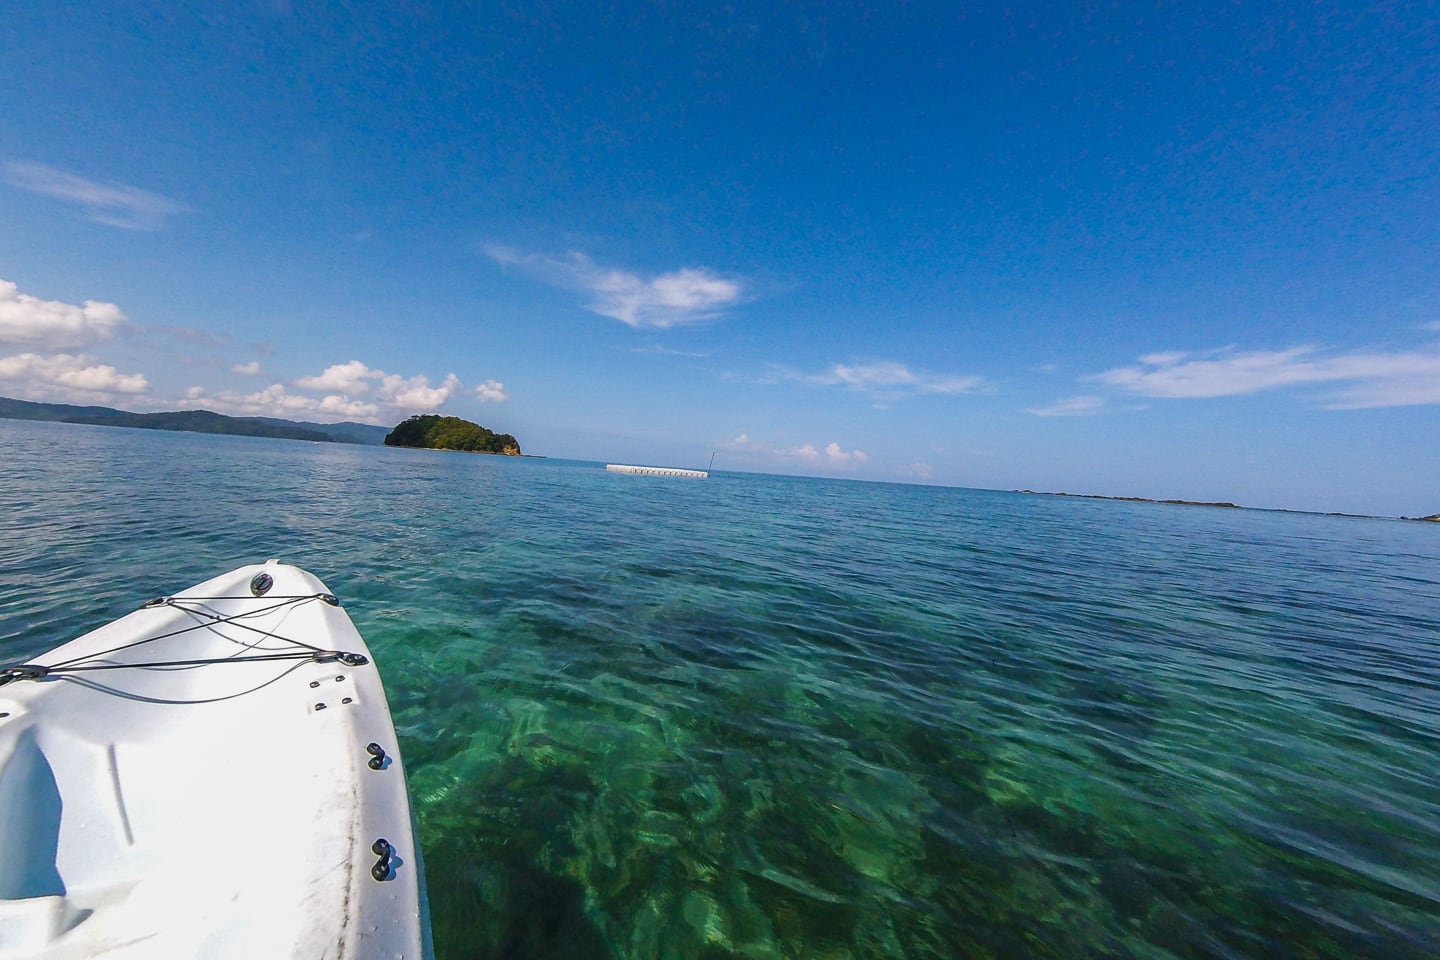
top-left (732, 432), bottom-right (749, 445)
top-left (231, 361), bottom-right (262, 375)
top-left (318, 394), bottom-right (381, 419)
top-left (290, 361), bottom-right (469, 410)
top-left (474, 379), bottom-right (509, 403)
top-left (825, 441), bottom-right (868, 462)
top-left (1422, 321), bottom-right (1440, 332)
top-left (1094, 346), bottom-right (1440, 408)
top-left (804, 360), bottom-right (984, 397)
top-left (901, 462), bottom-right (935, 481)
top-left (1026, 395), bottom-right (1107, 417)
top-left (0, 352), bottom-right (149, 398)
top-left (487, 247), bottom-right (743, 328)
top-left (3, 162), bottom-right (189, 231)
top-left (377, 371), bottom-right (460, 409)
top-left (296, 359), bottom-right (375, 394)
top-left (770, 441), bottom-right (868, 465)
top-left (0, 279), bottom-right (127, 349)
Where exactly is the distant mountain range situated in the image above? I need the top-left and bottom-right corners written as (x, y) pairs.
top-left (0, 397), bottom-right (391, 445)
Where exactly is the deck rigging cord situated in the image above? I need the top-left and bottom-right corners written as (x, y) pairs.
top-left (0, 592), bottom-right (367, 688)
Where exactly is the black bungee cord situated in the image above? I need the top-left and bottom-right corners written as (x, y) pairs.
top-left (0, 592), bottom-right (367, 688)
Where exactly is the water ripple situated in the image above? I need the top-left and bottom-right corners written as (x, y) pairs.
top-left (3, 420), bottom-right (1439, 958)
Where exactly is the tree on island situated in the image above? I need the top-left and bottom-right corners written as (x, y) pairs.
top-left (383, 414), bottom-right (520, 455)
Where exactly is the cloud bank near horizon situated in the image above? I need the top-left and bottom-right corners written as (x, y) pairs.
top-left (0, 279), bottom-right (508, 421)
top-left (187, 360), bottom-right (508, 423)
top-left (0, 278), bottom-right (148, 401)
top-left (728, 432), bottom-right (869, 468)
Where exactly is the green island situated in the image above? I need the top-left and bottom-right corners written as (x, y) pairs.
top-left (384, 414), bottom-right (521, 455)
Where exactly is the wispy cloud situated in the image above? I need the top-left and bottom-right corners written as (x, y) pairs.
top-left (149, 325), bottom-right (229, 348)
top-left (821, 361), bottom-right (982, 395)
top-left (633, 344), bottom-right (711, 358)
top-left (772, 360), bottom-right (983, 399)
top-left (1094, 346), bottom-right (1440, 408)
top-left (1026, 395), bottom-right (1106, 417)
top-left (0, 352), bottom-right (149, 398)
top-left (3, 162), bottom-right (190, 230)
top-left (0, 278), bottom-right (126, 349)
top-left (1328, 374), bottom-right (1440, 409)
top-left (487, 247), bottom-right (743, 328)
top-left (231, 361), bottom-right (263, 375)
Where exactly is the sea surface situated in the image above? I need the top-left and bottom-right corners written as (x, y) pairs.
top-left (2, 418), bottom-right (1439, 959)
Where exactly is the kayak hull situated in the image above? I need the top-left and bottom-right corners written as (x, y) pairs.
top-left (0, 562), bottom-right (429, 959)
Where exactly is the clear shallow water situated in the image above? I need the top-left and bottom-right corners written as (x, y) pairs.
top-left (2, 418), bottom-right (1439, 959)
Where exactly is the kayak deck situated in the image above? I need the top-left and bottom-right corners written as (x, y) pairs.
top-left (0, 562), bottom-right (429, 959)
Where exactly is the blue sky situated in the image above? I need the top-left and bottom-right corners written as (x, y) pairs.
top-left (1, 2), bottom-right (1436, 515)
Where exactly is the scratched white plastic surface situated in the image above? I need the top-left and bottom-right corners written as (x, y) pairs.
top-left (0, 562), bottom-right (430, 959)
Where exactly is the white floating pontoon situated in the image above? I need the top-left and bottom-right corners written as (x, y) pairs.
top-left (606, 463), bottom-right (708, 478)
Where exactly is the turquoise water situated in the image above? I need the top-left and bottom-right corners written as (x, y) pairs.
top-left (2, 418), bottom-right (1438, 959)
